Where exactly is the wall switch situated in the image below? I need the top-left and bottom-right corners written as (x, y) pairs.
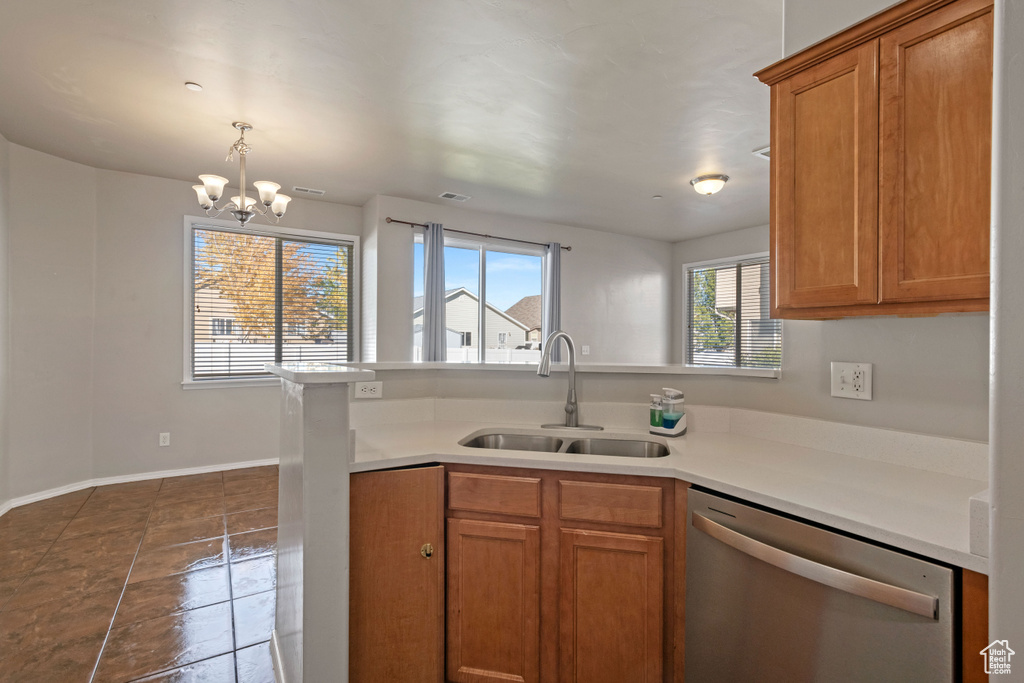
top-left (830, 362), bottom-right (872, 400)
top-left (158, 432), bottom-right (171, 447)
top-left (354, 381), bottom-right (383, 399)
top-left (581, 345), bottom-right (591, 355)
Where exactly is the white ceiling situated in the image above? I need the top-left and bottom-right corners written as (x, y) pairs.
top-left (0, 0), bottom-right (782, 242)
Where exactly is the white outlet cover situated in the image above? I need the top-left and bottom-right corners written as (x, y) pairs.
top-left (830, 362), bottom-right (872, 400)
top-left (354, 381), bottom-right (383, 399)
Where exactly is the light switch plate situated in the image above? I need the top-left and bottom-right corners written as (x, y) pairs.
top-left (830, 362), bottom-right (872, 400)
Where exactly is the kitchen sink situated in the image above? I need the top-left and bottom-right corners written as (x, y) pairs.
top-left (564, 438), bottom-right (670, 458)
top-left (460, 430), bottom-right (670, 458)
top-left (460, 433), bottom-right (565, 453)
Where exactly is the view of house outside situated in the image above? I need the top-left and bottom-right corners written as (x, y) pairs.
top-left (413, 241), bottom-right (543, 362)
top-left (192, 228), bottom-right (352, 378)
top-left (688, 258), bottom-right (781, 369)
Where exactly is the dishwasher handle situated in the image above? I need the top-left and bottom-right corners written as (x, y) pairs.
top-left (692, 512), bottom-right (939, 620)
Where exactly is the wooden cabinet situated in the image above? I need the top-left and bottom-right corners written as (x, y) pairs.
top-left (350, 466), bottom-right (445, 683)
top-left (447, 519), bottom-right (541, 683)
top-left (962, 569), bottom-right (989, 683)
top-left (445, 465), bottom-right (682, 683)
top-left (559, 529), bottom-right (664, 683)
top-left (757, 0), bottom-right (993, 319)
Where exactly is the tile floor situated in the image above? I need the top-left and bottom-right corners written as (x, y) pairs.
top-left (0, 465), bottom-right (279, 682)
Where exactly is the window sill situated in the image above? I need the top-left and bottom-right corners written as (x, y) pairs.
top-left (342, 361), bottom-right (780, 378)
top-left (181, 378), bottom-right (282, 390)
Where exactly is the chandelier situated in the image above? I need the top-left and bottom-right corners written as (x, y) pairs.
top-left (192, 122), bottom-right (291, 226)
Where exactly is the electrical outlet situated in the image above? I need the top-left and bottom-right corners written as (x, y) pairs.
top-left (581, 345), bottom-right (590, 355)
top-left (830, 362), bottom-right (872, 400)
top-left (354, 381), bottom-right (383, 399)
top-left (159, 432), bottom-right (171, 447)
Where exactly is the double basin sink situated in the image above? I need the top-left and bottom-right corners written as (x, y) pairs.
top-left (460, 431), bottom-right (670, 458)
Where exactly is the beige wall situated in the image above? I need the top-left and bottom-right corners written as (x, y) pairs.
top-left (783, 0), bottom-right (896, 56)
top-left (7, 146), bottom-right (98, 501)
top-left (0, 132), bottom-right (9, 505)
top-left (366, 194), bottom-right (674, 365)
top-left (669, 224), bottom-right (989, 442)
top-left (0, 146), bottom-right (363, 504)
top-left (89, 170), bottom-right (362, 483)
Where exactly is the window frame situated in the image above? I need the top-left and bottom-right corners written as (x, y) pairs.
top-left (413, 230), bottom-right (547, 364)
top-left (683, 251), bottom-right (782, 373)
top-left (183, 215), bottom-right (361, 389)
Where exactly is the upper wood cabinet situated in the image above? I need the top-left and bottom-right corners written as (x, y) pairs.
top-left (756, 0), bottom-right (993, 319)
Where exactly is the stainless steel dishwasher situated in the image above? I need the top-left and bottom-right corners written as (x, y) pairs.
top-left (685, 489), bottom-right (954, 682)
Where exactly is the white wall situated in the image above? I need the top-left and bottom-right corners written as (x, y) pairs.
top-left (783, 0), bottom-right (897, 55)
top-left (7, 146), bottom-right (97, 501)
top-left (671, 225), bottom-right (989, 442)
top-left (1, 146), bottom-right (363, 501)
top-left (367, 194), bottom-right (673, 365)
top-left (0, 132), bottom-right (10, 507)
top-left (990, 0), bottom-right (1024, 654)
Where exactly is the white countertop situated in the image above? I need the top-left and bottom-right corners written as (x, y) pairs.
top-left (350, 408), bottom-right (989, 573)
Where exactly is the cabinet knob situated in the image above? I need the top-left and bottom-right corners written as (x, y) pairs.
top-left (421, 543), bottom-right (434, 558)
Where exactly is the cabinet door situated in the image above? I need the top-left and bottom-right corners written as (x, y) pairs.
top-left (879, 0), bottom-right (992, 303)
top-left (772, 41), bottom-right (878, 311)
top-left (350, 466), bottom-right (444, 683)
top-left (447, 518), bottom-right (541, 683)
top-left (559, 529), bottom-right (664, 683)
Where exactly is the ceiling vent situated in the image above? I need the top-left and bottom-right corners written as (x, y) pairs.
top-left (439, 192), bottom-right (471, 202)
top-left (752, 145), bottom-right (771, 160)
top-left (292, 186), bottom-right (327, 197)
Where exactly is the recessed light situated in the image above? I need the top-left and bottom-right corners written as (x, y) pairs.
top-left (184, 82), bottom-right (203, 92)
top-left (651, 194), bottom-right (663, 200)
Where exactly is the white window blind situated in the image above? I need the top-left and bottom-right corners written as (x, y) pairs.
top-left (686, 255), bottom-right (781, 369)
top-left (191, 225), bottom-right (353, 380)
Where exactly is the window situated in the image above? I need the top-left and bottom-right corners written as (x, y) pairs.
top-left (211, 318), bottom-right (233, 336)
top-left (685, 254), bottom-right (781, 369)
top-left (413, 234), bottom-right (544, 363)
top-left (187, 220), bottom-right (356, 382)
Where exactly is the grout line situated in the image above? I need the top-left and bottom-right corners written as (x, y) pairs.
top-left (87, 488), bottom-right (158, 683)
top-left (222, 469), bottom-right (242, 683)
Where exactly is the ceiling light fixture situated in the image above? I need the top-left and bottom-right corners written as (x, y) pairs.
top-left (184, 81), bottom-right (203, 92)
top-left (193, 122), bottom-right (290, 227)
top-left (690, 174), bottom-right (729, 196)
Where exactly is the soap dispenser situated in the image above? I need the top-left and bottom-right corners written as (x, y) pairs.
top-left (650, 388), bottom-right (687, 437)
top-left (649, 394), bottom-right (663, 428)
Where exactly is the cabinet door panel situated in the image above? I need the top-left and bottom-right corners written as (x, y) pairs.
top-left (559, 529), bottom-right (663, 683)
top-left (447, 518), bottom-right (541, 683)
top-left (350, 466), bottom-right (444, 683)
top-left (879, 0), bottom-right (992, 302)
top-left (773, 41), bottom-right (878, 310)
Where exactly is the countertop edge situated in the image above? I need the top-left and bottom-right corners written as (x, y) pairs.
top-left (350, 426), bottom-right (989, 574)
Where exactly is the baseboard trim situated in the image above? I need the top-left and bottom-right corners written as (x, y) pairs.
top-left (270, 629), bottom-right (286, 683)
top-left (0, 457), bottom-right (280, 518)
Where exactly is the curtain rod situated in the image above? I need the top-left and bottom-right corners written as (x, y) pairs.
top-left (385, 217), bottom-right (572, 251)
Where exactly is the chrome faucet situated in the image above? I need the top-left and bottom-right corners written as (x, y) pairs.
top-left (537, 330), bottom-right (602, 430)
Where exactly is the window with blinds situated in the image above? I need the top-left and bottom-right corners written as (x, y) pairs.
top-left (190, 224), bottom-right (354, 380)
top-left (686, 255), bottom-right (781, 369)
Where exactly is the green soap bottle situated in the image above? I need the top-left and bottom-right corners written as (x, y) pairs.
top-left (649, 394), bottom-right (663, 428)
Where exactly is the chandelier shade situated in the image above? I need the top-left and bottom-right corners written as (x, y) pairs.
top-left (194, 123), bottom-right (290, 227)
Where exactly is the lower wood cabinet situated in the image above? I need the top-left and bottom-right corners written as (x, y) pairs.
top-left (446, 464), bottom-right (680, 683)
top-left (447, 518), bottom-right (541, 683)
top-left (350, 465), bottom-right (445, 683)
top-left (559, 529), bottom-right (664, 683)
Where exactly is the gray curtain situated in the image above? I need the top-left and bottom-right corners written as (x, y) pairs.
top-left (541, 242), bottom-right (561, 362)
top-left (422, 222), bottom-right (447, 361)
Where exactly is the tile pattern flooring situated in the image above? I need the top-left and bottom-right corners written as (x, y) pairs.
top-left (0, 466), bottom-right (279, 682)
